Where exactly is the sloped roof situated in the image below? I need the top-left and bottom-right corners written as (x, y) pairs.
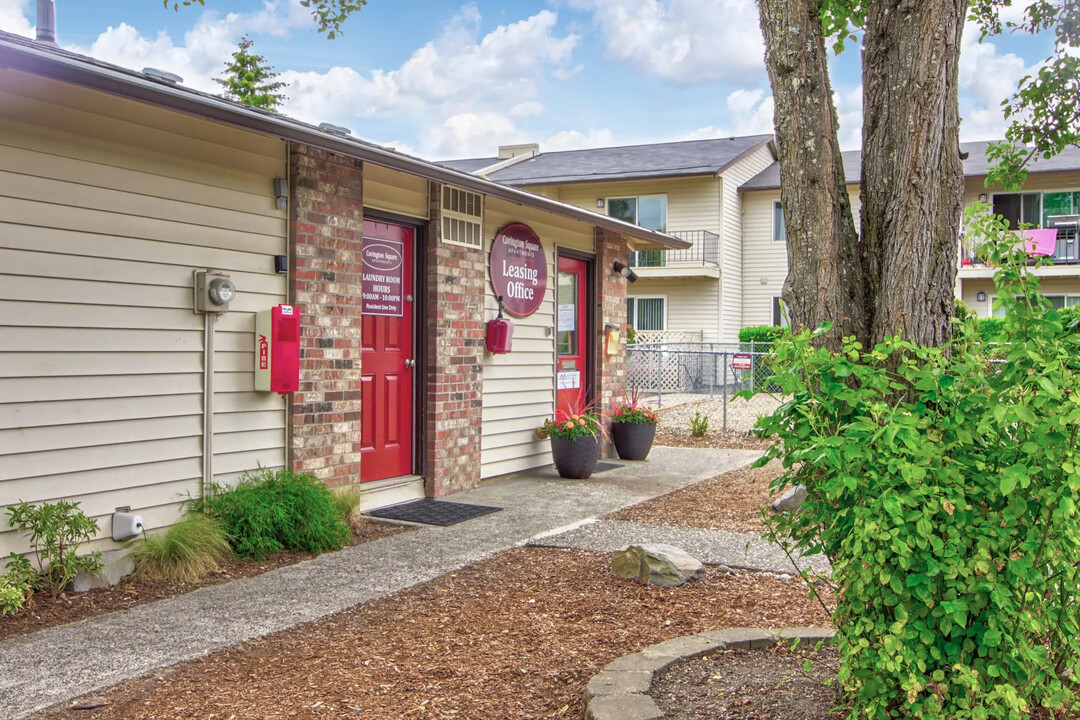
top-left (0, 31), bottom-right (690, 250)
top-left (741, 141), bottom-right (1080, 191)
top-left (439, 134), bottom-right (775, 186)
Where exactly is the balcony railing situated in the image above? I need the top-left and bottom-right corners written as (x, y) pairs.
top-left (961, 226), bottom-right (1080, 267)
top-left (628, 230), bottom-right (720, 268)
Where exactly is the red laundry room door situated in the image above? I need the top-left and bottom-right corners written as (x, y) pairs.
top-left (555, 254), bottom-right (591, 414)
top-left (360, 220), bottom-right (415, 482)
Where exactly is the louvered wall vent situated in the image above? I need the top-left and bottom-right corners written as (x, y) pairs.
top-left (440, 186), bottom-right (484, 249)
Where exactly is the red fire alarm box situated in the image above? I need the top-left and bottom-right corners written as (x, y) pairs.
top-left (486, 296), bottom-right (514, 354)
top-left (255, 305), bottom-right (300, 394)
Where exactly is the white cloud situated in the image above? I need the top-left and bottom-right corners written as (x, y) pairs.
top-left (0, 0), bottom-right (33, 38)
top-left (67, 2), bottom-right (312, 94)
top-left (278, 6), bottom-right (579, 157)
top-left (680, 88), bottom-right (774, 141)
top-left (958, 20), bottom-right (1036, 141)
top-left (543, 128), bottom-right (616, 151)
top-left (833, 84), bottom-right (862, 151)
top-left (571, 0), bottom-right (764, 84)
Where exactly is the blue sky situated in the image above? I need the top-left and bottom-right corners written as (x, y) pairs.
top-left (0, 0), bottom-right (1060, 159)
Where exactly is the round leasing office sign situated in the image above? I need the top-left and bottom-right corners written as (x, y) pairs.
top-left (489, 222), bottom-right (547, 317)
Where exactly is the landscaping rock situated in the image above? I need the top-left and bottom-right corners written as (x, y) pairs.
top-left (611, 543), bottom-right (705, 587)
top-left (771, 485), bottom-right (807, 513)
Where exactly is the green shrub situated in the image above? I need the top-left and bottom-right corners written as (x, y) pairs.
top-left (689, 411), bottom-right (709, 437)
top-left (127, 513), bottom-right (232, 583)
top-left (331, 487), bottom-right (364, 522)
top-left (200, 468), bottom-right (351, 560)
top-left (0, 571), bottom-right (29, 614)
top-left (751, 206), bottom-right (1080, 719)
top-left (738, 324), bottom-right (787, 344)
top-left (6, 499), bottom-right (103, 597)
top-left (976, 316), bottom-right (1005, 344)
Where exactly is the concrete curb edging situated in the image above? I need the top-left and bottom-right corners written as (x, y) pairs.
top-left (584, 627), bottom-right (835, 720)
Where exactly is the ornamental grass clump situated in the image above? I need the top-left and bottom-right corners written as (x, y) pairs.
top-left (127, 513), bottom-right (232, 583)
top-left (750, 205), bottom-right (1080, 719)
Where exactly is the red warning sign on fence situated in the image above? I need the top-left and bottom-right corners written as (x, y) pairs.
top-left (732, 353), bottom-right (753, 370)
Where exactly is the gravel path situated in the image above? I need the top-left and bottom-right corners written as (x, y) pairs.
top-left (656, 393), bottom-right (783, 434)
top-left (528, 519), bottom-right (830, 576)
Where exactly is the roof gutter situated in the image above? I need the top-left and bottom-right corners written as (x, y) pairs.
top-left (0, 36), bottom-right (690, 251)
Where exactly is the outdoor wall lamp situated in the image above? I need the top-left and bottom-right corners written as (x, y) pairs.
top-left (274, 178), bottom-right (289, 210)
top-left (596, 198), bottom-right (605, 209)
top-left (979, 193), bottom-right (988, 203)
top-left (613, 260), bottom-right (639, 283)
top-left (977, 291), bottom-right (987, 302)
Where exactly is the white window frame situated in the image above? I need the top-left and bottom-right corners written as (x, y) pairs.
top-left (628, 295), bottom-right (668, 331)
top-left (607, 194), bottom-right (668, 233)
top-left (771, 295), bottom-right (789, 327)
top-left (991, 188), bottom-right (1080, 230)
top-left (772, 200), bottom-right (786, 242)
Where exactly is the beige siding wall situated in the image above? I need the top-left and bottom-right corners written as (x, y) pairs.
top-left (480, 201), bottom-right (595, 479)
top-left (720, 145), bottom-right (777, 341)
top-left (365, 164), bottom-right (430, 219)
top-left (964, 171), bottom-right (1080, 205)
top-left (741, 186), bottom-right (861, 328)
top-left (0, 72), bottom-right (288, 557)
top-left (628, 278), bottom-right (721, 340)
top-left (960, 276), bottom-right (1080, 318)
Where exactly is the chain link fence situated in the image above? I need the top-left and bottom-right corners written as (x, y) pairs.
top-left (626, 342), bottom-right (776, 412)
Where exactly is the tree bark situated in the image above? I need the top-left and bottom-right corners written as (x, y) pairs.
top-left (860, 0), bottom-right (965, 348)
top-left (758, 0), bottom-right (865, 350)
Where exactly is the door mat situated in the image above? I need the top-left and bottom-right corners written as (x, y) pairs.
top-left (365, 499), bottom-right (502, 526)
top-left (592, 462), bottom-right (625, 473)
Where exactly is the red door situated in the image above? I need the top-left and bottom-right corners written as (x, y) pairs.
top-left (360, 221), bottom-right (414, 482)
top-left (556, 255), bottom-right (590, 414)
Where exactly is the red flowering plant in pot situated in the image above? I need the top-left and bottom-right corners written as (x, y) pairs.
top-left (535, 403), bottom-right (605, 479)
top-left (610, 392), bottom-right (659, 461)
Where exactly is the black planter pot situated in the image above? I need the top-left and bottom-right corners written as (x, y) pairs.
top-left (612, 422), bottom-right (656, 461)
top-left (550, 434), bottom-right (601, 479)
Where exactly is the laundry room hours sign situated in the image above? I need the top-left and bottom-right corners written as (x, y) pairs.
top-left (489, 222), bottom-right (547, 317)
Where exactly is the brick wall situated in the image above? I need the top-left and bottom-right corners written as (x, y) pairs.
top-left (288, 144), bottom-right (365, 487)
top-left (422, 184), bottom-right (486, 496)
top-left (594, 228), bottom-right (629, 447)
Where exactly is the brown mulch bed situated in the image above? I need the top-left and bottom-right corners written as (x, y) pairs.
top-left (0, 522), bottom-right (408, 643)
top-left (651, 643), bottom-right (843, 720)
top-left (39, 547), bottom-right (832, 720)
top-left (655, 427), bottom-right (774, 451)
top-left (605, 460), bottom-right (784, 534)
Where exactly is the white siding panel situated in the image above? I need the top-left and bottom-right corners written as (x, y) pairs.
top-left (629, 278), bottom-right (721, 340)
top-left (0, 75), bottom-right (288, 559)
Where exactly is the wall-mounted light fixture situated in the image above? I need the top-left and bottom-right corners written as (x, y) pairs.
top-left (274, 178), bottom-right (288, 210)
top-left (596, 198), bottom-right (605, 209)
top-left (613, 260), bottom-right (638, 283)
top-left (978, 193), bottom-right (988, 203)
top-left (977, 291), bottom-right (987, 302)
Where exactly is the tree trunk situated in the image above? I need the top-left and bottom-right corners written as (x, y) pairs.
top-left (758, 0), bottom-right (865, 350)
top-left (757, 0), bottom-right (965, 350)
top-left (860, 0), bottom-right (965, 347)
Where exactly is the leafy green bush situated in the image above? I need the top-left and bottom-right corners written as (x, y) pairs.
top-left (200, 468), bottom-right (351, 560)
top-left (738, 324), bottom-right (787, 344)
top-left (689, 411), bottom-right (709, 437)
top-left (6, 499), bottom-right (103, 597)
top-left (127, 513), bottom-right (232, 583)
top-left (0, 571), bottom-right (29, 614)
top-left (752, 207), bottom-right (1080, 719)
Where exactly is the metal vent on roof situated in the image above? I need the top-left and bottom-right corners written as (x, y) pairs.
top-left (440, 186), bottom-right (483, 250)
top-left (318, 122), bottom-right (352, 136)
top-left (142, 67), bottom-right (183, 84)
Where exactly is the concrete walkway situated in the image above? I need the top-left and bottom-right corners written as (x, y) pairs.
top-left (1, 446), bottom-right (760, 720)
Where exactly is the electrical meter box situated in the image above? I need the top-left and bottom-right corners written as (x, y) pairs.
top-left (255, 305), bottom-right (300, 394)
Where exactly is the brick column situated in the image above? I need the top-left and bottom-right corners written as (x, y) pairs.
top-left (288, 144), bottom-right (365, 487)
top-left (423, 184), bottom-right (485, 496)
top-left (594, 228), bottom-right (629, 449)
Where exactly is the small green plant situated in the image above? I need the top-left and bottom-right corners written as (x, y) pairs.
top-left (738, 324), bottom-right (787, 345)
top-left (0, 570), bottom-right (29, 614)
top-left (689, 411), bottom-right (709, 437)
top-left (6, 499), bottom-right (103, 597)
top-left (331, 486), bottom-right (364, 522)
top-left (127, 513), bottom-right (232, 583)
top-left (199, 468), bottom-right (351, 560)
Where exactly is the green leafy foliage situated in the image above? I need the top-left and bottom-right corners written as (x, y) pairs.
top-left (163, 0), bottom-right (366, 39)
top-left (0, 564), bottom-right (30, 615)
top-left (540, 408), bottom-right (604, 440)
top-left (738, 324), bottom-right (787, 344)
top-left (198, 468), bottom-right (351, 560)
top-left (215, 36), bottom-right (287, 112)
top-left (5, 500), bottom-right (103, 597)
top-left (331, 487), bottom-right (364, 522)
top-left (689, 411), bottom-right (709, 438)
top-left (749, 205), bottom-right (1080, 718)
top-left (127, 513), bottom-right (232, 583)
